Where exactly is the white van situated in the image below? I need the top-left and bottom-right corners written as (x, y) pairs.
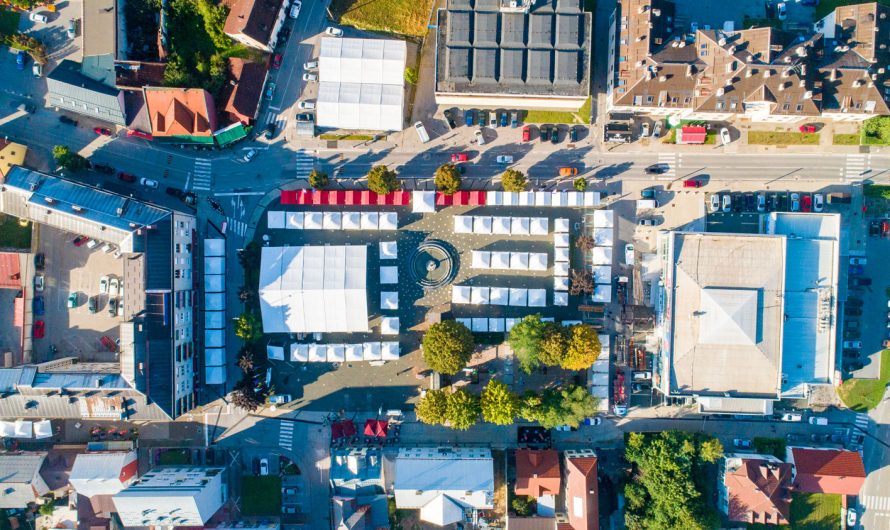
top-left (808, 417), bottom-right (828, 426)
top-left (414, 121), bottom-right (430, 143)
top-left (636, 199), bottom-right (658, 210)
top-left (781, 413), bottom-right (803, 422)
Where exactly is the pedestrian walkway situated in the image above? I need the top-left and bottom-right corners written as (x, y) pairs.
top-left (860, 495), bottom-right (890, 513)
top-left (853, 412), bottom-right (870, 431)
top-left (844, 154), bottom-right (870, 181)
top-left (225, 217), bottom-right (248, 238)
top-left (655, 153), bottom-right (677, 180)
top-left (263, 109), bottom-right (288, 136)
top-left (192, 159), bottom-right (213, 191)
top-left (295, 150), bottom-right (315, 180)
top-left (279, 420), bottom-right (294, 450)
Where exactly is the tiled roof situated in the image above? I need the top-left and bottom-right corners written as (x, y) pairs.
top-left (515, 449), bottom-right (560, 497)
top-left (790, 448), bottom-right (866, 496)
top-left (143, 88), bottom-right (217, 138)
top-left (565, 454), bottom-right (598, 530)
top-left (724, 457), bottom-right (792, 526)
top-left (224, 0), bottom-right (284, 47)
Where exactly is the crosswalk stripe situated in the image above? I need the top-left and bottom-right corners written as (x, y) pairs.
top-left (845, 154), bottom-right (869, 180)
top-left (295, 150), bottom-right (316, 179)
top-left (225, 218), bottom-right (248, 238)
top-left (191, 158), bottom-right (213, 191)
top-left (279, 421), bottom-right (294, 449)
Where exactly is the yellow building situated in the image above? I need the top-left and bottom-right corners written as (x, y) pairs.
top-left (0, 139), bottom-right (27, 180)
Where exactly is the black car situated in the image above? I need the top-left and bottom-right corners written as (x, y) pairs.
top-left (278, 27), bottom-right (291, 45)
top-left (108, 297), bottom-right (118, 316)
top-left (166, 187), bottom-right (197, 205)
top-left (846, 320), bottom-right (860, 331)
top-left (443, 109), bottom-right (457, 129)
top-left (844, 307), bottom-right (863, 317)
top-left (745, 193), bottom-right (756, 211)
top-left (88, 295), bottom-right (98, 314)
top-left (59, 115), bottom-right (77, 126)
top-left (767, 194), bottom-right (778, 211)
top-left (850, 277), bottom-right (872, 287)
top-left (10, 101), bottom-right (36, 113)
top-left (34, 253), bottom-right (45, 270)
top-left (869, 220), bottom-right (881, 237)
top-left (844, 330), bottom-right (861, 340)
top-left (644, 164), bottom-right (670, 175)
top-left (551, 126), bottom-right (560, 144)
top-left (732, 193), bottom-right (744, 212)
top-left (540, 125), bottom-right (551, 142)
top-left (295, 113), bottom-right (314, 122)
top-left (843, 349), bottom-right (861, 358)
top-left (264, 123), bottom-right (277, 139)
top-left (846, 298), bottom-right (864, 308)
top-left (569, 126), bottom-right (579, 142)
top-left (845, 361), bottom-right (864, 371)
top-left (92, 163), bottom-right (115, 174)
top-left (778, 193), bottom-right (789, 211)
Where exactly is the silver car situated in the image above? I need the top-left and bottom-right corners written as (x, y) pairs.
top-left (790, 192), bottom-right (801, 211)
top-left (721, 194), bottom-right (731, 213)
top-left (709, 194), bottom-right (720, 213)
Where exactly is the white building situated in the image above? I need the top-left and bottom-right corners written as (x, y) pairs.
top-left (317, 38), bottom-right (406, 131)
top-left (394, 447), bottom-right (494, 527)
top-left (112, 467), bottom-right (226, 527)
top-left (69, 451), bottom-right (138, 498)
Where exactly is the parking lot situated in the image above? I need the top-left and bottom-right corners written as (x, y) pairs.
top-left (32, 226), bottom-right (123, 362)
top-left (844, 228), bottom-right (890, 378)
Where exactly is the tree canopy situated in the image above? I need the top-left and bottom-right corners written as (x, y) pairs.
top-left (507, 315), bottom-right (547, 373)
top-left (521, 385), bottom-right (597, 429)
top-left (422, 320), bottom-right (475, 375)
top-left (52, 145), bottom-right (88, 172)
top-left (308, 169), bottom-right (329, 190)
top-left (480, 379), bottom-right (519, 425)
top-left (235, 312), bottom-right (262, 343)
top-left (501, 169), bottom-right (528, 192)
top-left (445, 388), bottom-right (480, 430)
top-left (367, 165), bottom-right (400, 194)
top-left (415, 388), bottom-right (448, 425)
top-left (434, 163), bottom-right (462, 195)
top-left (561, 324), bottom-right (601, 370)
top-left (623, 431), bottom-right (722, 530)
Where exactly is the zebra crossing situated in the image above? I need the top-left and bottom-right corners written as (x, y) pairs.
top-left (262, 109), bottom-right (288, 135)
top-left (853, 412), bottom-right (870, 432)
top-left (844, 154), bottom-right (869, 181)
top-left (655, 153), bottom-right (677, 180)
top-left (191, 159), bottom-right (213, 191)
top-left (225, 217), bottom-right (248, 238)
top-left (860, 495), bottom-right (890, 512)
top-left (295, 150), bottom-right (315, 180)
top-left (279, 420), bottom-right (294, 450)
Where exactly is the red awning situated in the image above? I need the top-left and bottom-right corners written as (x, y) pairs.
top-left (376, 192), bottom-right (389, 205)
top-left (436, 193), bottom-right (453, 205)
top-left (331, 421), bottom-right (344, 439)
top-left (375, 420), bottom-right (388, 437)
top-left (344, 190), bottom-right (356, 205)
top-left (312, 191), bottom-right (325, 205)
top-left (296, 189), bottom-right (313, 204)
top-left (341, 420), bottom-right (356, 437)
top-left (680, 126), bottom-right (707, 144)
top-left (360, 191), bottom-right (373, 205)
top-left (14, 296), bottom-right (24, 327)
top-left (468, 190), bottom-right (485, 205)
top-left (363, 419), bottom-right (377, 436)
top-left (393, 191), bottom-right (410, 205)
top-left (281, 190), bottom-right (298, 205)
top-left (329, 190), bottom-right (344, 205)
top-left (453, 191), bottom-right (470, 205)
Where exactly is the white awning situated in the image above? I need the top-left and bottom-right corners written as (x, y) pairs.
top-left (380, 266), bottom-right (398, 284)
top-left (363, 342), bottom-right (382, 361)
top-left (555, 247), bottom-right (570, 262)
top-left (472, 318), bottom-right (489, 332)
top-left (33, 420), bottom-right (52, 439)
top-left (323, 212), bottom-right (342, 230)
top-left (554, 277), bottom-right (569, 291)
top-left (486, 191), bottom-right (502, 205)
top-left (534, 191), bottom-right (551, 206)
top-left (551, 191), bottom-right (567, 206)
top-left (518, 191), bottom-right (534, 205)
top-left (379, 212), bottom-right (398, 230)
top-left (554, 291), bottom-right (568, 306)
top-left (309, 344), bottom-right (327, 362)
top-left (491, 251), bottom-right (510, 269)
top-left (528, 289), bottom-right (547, 307)
top-left (412, 191), bottom-right (436, 213)
top-left (267, 344), bottom-right (285, 361)
top-left (584, 191), bottom-right (601, 206)
top-left (554, 218), bottom-right (570, 233)
top-left (530, 217), bottom-right (549, 235)
top-left (382, 342), bottom-right (400, 360)
top-left (205, 348), bottom-right (225, 366)
top-left (268, 211), bottom-right (285, 228)
top-left (472, 250), bottom-right (491, 269)
top-left (593, 209), bottom-right (614, 228)
top-left (380, 241), bottom-right (398, 259)
top-left (554, 233), bottom-right (570, 247)
top-left (327, 344), bottom-right (346, 363)
top-left (594, 227), bottom-right (614, 246)
top-left (592, 265), bottom-right (612, 283)
top-left (342, 212), bottom-right (361, 230)
top-left (0, 421), bottom-right (14, 437)
top-left (381, 291), bottom-right (399, 309)
top-left (492, 216), bottom-right (511, 234)
top-left (555, 262), bottom-right (570, 276)
top-left (291, 343), bottom-right (309, 362)
top-left (591, 246), bottom-right (612, 265)
top-left (454, 215), bottom-right (473, 233)
top-left (510, 252), bottom-right (529, 270)
top-left (345, 344), bottom-right (364, 361)
top-left (509, 288), bottom-right (528, 306)
top-left (206, 366), bottom-right (225, 384)
top-left (471, 286), bottom-right (490, 305)
top-left (502, 192), bottom-right (517, 206)
top-left (529, 253), bottom-right (548, 271)
top-left (305, 212), bottom-right (323, 229)
top-left (473, 216), bottom-right (492, 234)
top-left (14, 419), bottom-right (32, 438)
top-left (593, 284), bottom-right (612, 303)
top-left (381, 317), bottom-right (399, 335)
top-left (286, 212), bottom-right (304, 229)
top-left (567, 192), bottom-right (582, 206)
top-left (360, 212), bottom-right (379, 230)
top-left (490, 287), bottom-right (509, 306)
top-left (511, 217), bottom-right (530, 235)
top-left (456, 317), bottom-right (472, 329)
top-left (452, 285), bottom-right (471, 304)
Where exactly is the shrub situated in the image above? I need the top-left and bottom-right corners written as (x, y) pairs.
top-left (308, 169), bottom-right (329, 190)
top-left (501, 169), bottom-right (528, 192)
top-left (434, 163), bottom-right (461, 195)
top-left (573, 177), bottom-right (587, 191)
top-left (367, 165), bottom-right (400, 194)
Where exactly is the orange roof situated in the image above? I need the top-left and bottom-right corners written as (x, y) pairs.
top-left (143, 88), bottom-right (217, 138)
top-left (724, 457), bottom-right (792, 526)
top-left (0, 253), bottom-right (22, 290)
top-left (790, 448), bottom-right (866, 496)
top-left (515, 449), bottom-right (560, 498)
top-left (565, 455), bottom-right (598, 530)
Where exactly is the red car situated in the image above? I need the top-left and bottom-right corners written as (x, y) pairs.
top-left (272, 53), bottom-right (283, 69)
top-left (451, 152), bottom-right (469, 162)
top-left (93, 127), bottom-right (112, 136)
top-left (802, 194), bottom-right (813, 212)
top-left (100, 335), bottom-right (118, 352)
top-left (33, 320), bottom-right (45, 339)
top-left (522, 125), bottom-right (531, 142)
top-left (126, 129), bottom-right (153, 140)
top-left (117, 171), bottom-right (137, 183)
top-left (73, 235), bottom-right (88, 246)
top-left (799, 124), bottom-right (817, 134)
top-left (882, 220), bottom-right (889, 237)
top-left (682, 179), bottom-right (702, 188)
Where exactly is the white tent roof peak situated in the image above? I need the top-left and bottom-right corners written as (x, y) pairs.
top-left (698, 287), bottom-right (759, 346)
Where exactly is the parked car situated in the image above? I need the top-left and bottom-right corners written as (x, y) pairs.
top-left (496, 155), bottom-right (514, 164)
top-left (302, 73), bottom-right (317, 82)
top-left (93, 163), bottom-right (114, 174)
top-left (139, 177), bottom-right (159, 189)
top-left (644, 163), bottom-right (670, 174)
top-left (295, 113), bottom-right (314, 122)
top-left (522, 125), bottom-right (531, 142)
top-left (88, 295), bottom-right (98, 313)
top-left (451, 152), bottom-right (469, 163)
top-left (72, 235), bottom-right (88, 246)
top-left (682, 179), bottom-right (701, 188)
top-left (474, 129), bottom-right (485, 146)
top-left (780, 413), bottom-right (803, 422)
top-left (510, 111), bottom-right (519, 128)
top-left (790, 192), bottom-right (801, 211)
top-left (86, 239), bottom-right (99, 249)
top-left (15, 50), bottom-right (26, 71)
top-left (32, 320), bottom-right (45, 339)
top-left (259, 458), bottom-right (269, 476)
top-left (117, 171), bottom-right (137, 182)
top-left (59, 115), bottom-right (77, 126)
top-left (33, 296), bottom-right (44, 316)
top-left (802, 194), bottom-right (812, 212)
top-left (813, 193), bottom-right (824, 212)
top-left (271, 53), bottom-right (282, 69)
top-left (278, 26), bottom-right (291, 44)
top-left (540, 125), bottom-right (551, 142)
top-left (719, 128), bottom-right (731, 145)
top-left (809, 417), bottom-right (828, 425)
top-left (464, 109), bottom-right (475, 126)
top-left (303, 60), bottom-right (318, 71)
top-left (34, 253), bottom-right (45, 270)
top-left (849, 257), bottom-right (867, 266)
top-left (99, 275), bottom-right (109, 294)
top-left (67, 18), bottom-right (77, 38)
top-left (29, 12), bottom-right (48, 23)
top-left (443, 109), bottom-right (457, 129)
top-left (640, 122), bottom-right (650, 137)
top-left (34, 274), bottom-right (44, 292)
top-left (652, 121), bottom-right (663, 138)
top-left (733, 438), bottom-right (752, 449)
top-left (109, 277), bottom-right (120, 297)
top-left (722, 194), bottom-right (731, 213)
top-left (243, 149), bottom-right (258, 163)
top-left (844, 307), bottom-right (863, 317)
top-left (845, 361), bottom-right (864, 371)
top-left (849, 265), bottom-right (864, 276)
top-left (32, 63), bottom-right (43, 77)
top-left (641, 187), bottom-right (656, 199)
top-left (799, 124), bottom-right (817, 134)
top-left (850, 277), bottom-right (871, 287)
top-left (847, 508), bottom-right (857, 528)
top-left (709, 194), bottom-right (720, 213)
top-left (569, 126), bottom-right (579, 142)
top-left (93, 127), bottom-right (112, 136)
top-left (67, 292), bottom-right (78, 308)
top-left (297, 100), bottom-right (315, 110)
top-left (777, 2), bottom-right (787, 20)
top-left (757, 193), bottom-right (766, 212)
top-left (269, 394), bottom-right (292, 404)
top-left (638, 218), bottom-right (660, 226)
top-left (550, 126), bottom-right (560, 144)
top-left (500, 112), bottom-right (508, 128)
top-left (108, 297), bottom-right (118, 316)
top-left (559, 167), bottom-right (578, 177)
top-left (264, 82), bottom-right (276, 100)
top-left (325, 26), bottom-right (344, 37)
top-left (843, 340), bottom-right (862, 349)
top-left (289, 1), bottom-right (301, 18)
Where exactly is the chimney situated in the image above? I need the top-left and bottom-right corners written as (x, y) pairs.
top-left (764, 69), bottom-right (772, 78)
top-left (830, 68), bottom-right (837, 81)
top-left (659, 75), bottom-right (667, 82)
top-left (778, 82), bottom-right (786, 91)
top-left (718, 37), bottom-right (727, 46)
top-left (529, 452), bottom-right (540, 466)
top-left (782, 68), bottom-right (791, 78)
top-left (799, 79), bottom-right (806, 87)
top-left (796, 45), bottom-right (807, 57)
top-left (746, 69), bottom-right (753, 78)
top-left (686, 64), bottom-right (693, 77)
top-left (717, 87), bottom-right (725, 96)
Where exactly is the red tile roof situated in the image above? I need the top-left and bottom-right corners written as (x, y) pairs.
top-left (724, 457), bottom-right (792, 526)
top-left (0, 253), bottom-right (22, 289)
top-left (515, 449), bottom-right (561, 498)
top-left (223, 58), bottom-right (267, 125)
top-left (143, 88), bottom-right (217, 138)
top-left (565, 455), bottom-right (598, 530)
top-left (790, 448), bottom-right (866, 496)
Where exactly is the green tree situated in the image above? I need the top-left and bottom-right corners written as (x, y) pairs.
top-left (367, 165), bottom-right (400, 194)
top-left (404, 66), bottom-right (419, 85)
top-left (422, 320), bottom-right (474, 375)
top-left (538, 322), bottom-right (568, 366)
top-left (415, 388), bottom-right (448, 425)
top-left (235, 312), bottom-right (262, 343)
top-left (507, 314), bottom-right (546, 373)
top-left (203, 53), bottom-right (228, 98)
top-left (445, 388), bottom-right (480, 430)
top-left (511, 496), bottom-right (534, 516)
top-left (434, 163), bottom-right (462, 195)
top-left (501, 169), bottom-right (528, 192)
top-left (863, 116), bottom-right (890, 143)
top-left (196, 0), bottom-right (231, 49)
top-left (163, 54), bottom-right (192, 87)
top-left (522, 385), bottom-right (596, 429)
top-left (52, 145), bottom-right (88, 172)
top-left (560, 324), bottom-right (601, 370)
top-left (480, 379), bottom-right (518, 425)
top-left (700, 437), bottom-right (724, 463)
top-left (9, 33), bottom-right (47, 64)
top-left (308, 169), bottom-right (329, 189)
top-left (573, 177), bottom-right (587, 191)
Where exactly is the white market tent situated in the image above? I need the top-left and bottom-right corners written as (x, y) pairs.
top-left (381, 291), bottom-right (399, 309)
top-left (491, 251), bottom-right (510, 270)
top-left (471, 286), bottom-right (490, 305)
top-left (519, 192), bottom-right (535, 205)
top-left (555, 262), bottom-right (570, 276)
top-left (554, 218), bottom-right (570, 233)
top-left (0, 421), bottom-right (14, 437)
top-left (490, 287), bottom-right (509, 306)
top-left (454, 216), bottom-right (473, 234)
top-left (472, 250), bottom-right (491, 269)
top-left (554, 291), bottom-right (568, 306)
top-left (554, 277), bottom-right (569, 291)
top-left (594, 227), bottom-right (614, 246)
top-left (472, 318), bottom-right (489, 332)
top-left (320, 37), bottom-right (406, 84)
top-left (510, 252), bottom-right (529, 270)
top-left (511, 217), bottom-right (530, 235)
top-left (381, 317), bottom-right (399, 335)
top-left (502, 192), bottom-right (517, 206)
top-left (286, 212), bottom-right (304, 229)
top-left (291, 344), bottom-right (309, 362)
top-left (554, 233), bottom-right (570, 247)
top-left (381, 342), bottom-right (400, 360)
top-left (528, 289), bottom-right (547, 307)
top-left (323, 212), bottom-right (342, 230)
top-left (591, 246), bottom-right (612, 265)
top-left (342, 212), bottom-right (361, 230)
top-left (489, 318), bottom-right (505, 332)
top-left (33, 420), bottom-right (52, 439)
top-left (267, 211), bottom-right (285, 229)
top-left (452, 285), bottom-right (471, 304)
top-left (567, 192), bottom-right (582, 207)
top-left (412, 191), bottom-right (436, 213)
top-left (327, 344), bottom-right (346, 363)
top-left (363, 342), bottom-right (382, 361)
top-left (345, 344), bottom-right (364, 361)
top-left (551, 191), bottom-right (568, 207)
top-left (259, 245), bottom-right (369, 333)
top-left (492, 216), bottom-right (511, 234)
top-left (380, 241), bottom-right (398, 260)
top-left (473, 216), bottom-right (492, 234)
top-left (509, 288), bottom-right (528, 306)
top-left (380, 266), bottom-right (399, 284)
top-left (592, 265), bottom-right (612, 283)
top-left (14, 420), bottom-right (32, 438)
top-left (305, 212), bottom-right (323, 230)
top-left (379, 212), bottom-right (398, 230)
top-left (584, 192), bottom-right (601, 206)
top-left (593, 284), bottom-right (612, 303)
top-left (530, 217), bottom-right (549, 235)
top-left (487, 191), bottom-right (503, 205)
top-left (534, 191), bottom-right (551, 206)
top-left (555, 247), bottom-right (570, 262)
top-left (529, 253), bottom-right (548, 271)
top-left (267, 344), bottom-right (285, 361)
top-left (360, 212), bottom-right (379, 230)
top-left (309, 344), bottom-right (327, 362)
top-left (593, 209), bottom-right (614, 228)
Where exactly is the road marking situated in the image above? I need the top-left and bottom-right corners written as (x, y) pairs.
top-left (854, 412), bottom-right (869, 431)
top-left (279, 420), bottom-right (294, 450)
top-left (294, 150), bottom-right (316, 179)
top-left (214, 192), bottom-right (266, 196)
top-left (191, 158), bottom-right (213, 191)
top-left (225, 217), bottom-right (248, 238)
top-left (658, 153), bottom-right (677, 178)
top-left (844, 154), bottom-right (869, 181)
top-left (861, 495), bottom-right (890, 511)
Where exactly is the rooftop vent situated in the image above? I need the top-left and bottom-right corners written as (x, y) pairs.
top-left (72, 205), bottom-right (84, 213)
top-left (764, 70), bottom-right (772, 78)
top-left (803, 90), bottom-right (813, 99)
top-left (796, 46), bottom-right (807, 57)
top-left (43, 197), bottom-right (55, 205)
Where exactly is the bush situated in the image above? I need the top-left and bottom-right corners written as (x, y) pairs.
top-left (235, 312), bottom-right (262, 343)
top-left (511, 496), bottom-right (535, 516)
top-left (404, 66), bottom-right (418, 85)
top-left (573, 177), bottom-right (587, 191)
top-left (308, 169), bottom-right (329, 189)
top-left (501, 169), bottom-right (528, 192)
top-left (434, 163), bottom-right (461, 195)
top-left (863, 116), bottom-right (890, 144)
top-left (8, 33), bottom-right (47, 64)
top-left (422, 320), bottom-right (474, 375)
top-left (52, 145), bottom-right (88, 172)
top-left (367, 165), bottom-right (400, 194)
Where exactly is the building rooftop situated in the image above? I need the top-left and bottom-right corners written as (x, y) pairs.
top-left (331, 448), bottom-right (384, 496)
top-left (515, 449), bottom-right (560, 497)
top-left (69, 451), bottom-right (138, 498)
top-left (113, 467), bottom-right (225, 527)
top-left (222, 58), bottom-right (266, 125)
top-left (115, 61), bottom-right (167, 90)
top-left (81, 0), bottom-right (117, 57)
top-left (142, 87), bottom-right (217, 139)
top-left (564, 450), bottom-right (598, 530)
top-left (723, 455), bottom-right (792, 526)
top-left (224, 0), bottom-right (284, 47)
top-left (788, 447), bottom-right (865, 496)
top-left (0, 452), bottom-right (48, 509)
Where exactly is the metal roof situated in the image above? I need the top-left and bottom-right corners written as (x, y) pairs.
top-left (473, 48), bottom-right (498, 81)
top-left (46, 60), bottom-right (126, 125)
top-left (447, 47), bottom-right (471, 81)
top-left (555, 50), bottom-right (580, 84)
top-left (555, 14), bottom-right (580, 49)
top-left (500, 13), bottom-right (526, 46)
top-left (501, 49), bottom-right (525, 80)
top-left (0, 453), bottom-right (46, 509)
top-left (474, 12), bottom-right (499, 46)
top-left (529, 14), bottom-right (553, 48)
top-left (447, 11), bottom-right (472, 46)
top-left (527, 50), bottom-right (552, 82)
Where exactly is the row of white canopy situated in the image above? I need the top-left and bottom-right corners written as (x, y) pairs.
top-left (289, 342), bottom-right (400, 362)
top-left (471, 251), bottom-right (548, 271)
top-left (485, 191), bottom-right (601, 207)
top-left (0, 419), bottom-right (52, 439)
top-left (455, 316), bottom-right (580, 332)
top-left (204, 239), bottom-right (227, 386)
top-left (454, 216), bottom-right (549, 236)
top-left (452, 285), bottom-right (547, 307)
top-left (267, 211), bottom-right (398, 231)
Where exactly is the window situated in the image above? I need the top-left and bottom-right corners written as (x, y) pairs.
top-left (671, 97), bottom-right (678, 103)
top-left (175, 243), bottom-right (181, 253)
top-left (782, 103), bottom-right (790, 110)
top-left (716, 101), bottom-right (724, 110)
top-left (619, 56), bottom-right (627, 63)
top-left (795, 104), bottom-right (803, 112)
top-left (646, 95), bottom-right (654, 103)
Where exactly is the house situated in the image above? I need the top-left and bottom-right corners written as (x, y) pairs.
top-left (515, 449), bottom-right (561, 516)
top-left (393, 447), bottom-right (494, 527)
top-left (46, 60), bottom-right (126, 126)
top-left (142, 87), bottom-right (218, 144)
top-left (0, 452), bottom-right (50, 509)
top-left (224, 0), bottom-right (287, 52)
top-left (222, 58), bottom-right (268, 125)
top-left (0, 139), bottom-right (27, 179)
top-left (69, 451), bottom-right (138, 498)
top-left (112, 467), bottom-right (226, 527)
top-left (719, 454), bottom-right (792, 526)
top-left (677, 125), bottom-right (706, 144)
top-left (786, 447), bottom-right (866, 496)
top-left (563, 450), bottom-right (599, 530)
top-left (332, 495), bottom-right (390, 530)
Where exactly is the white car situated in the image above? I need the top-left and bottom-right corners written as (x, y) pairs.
top-left (847, 508), bottom-right (857, 528)
top-left (496, 155), bottom-right (514, 164)
top-left (474, 129), bottom-right (485, 146)
top-left (302, 73), bottom-right (318, 82)
top-left (790, 192), bottom-right (800, 211)
top-left (109, 277), bottom-right (119, 297)
top-left (29, 12), bottom-right (48, 23)
top-left (843, 340), bottom-right (862, 349)
top-left (289, 2), bottom-right (301, 18)
top-left (325, 27), bottom-right (344, 37)
top-left (720, 127), bottom-right (731, 145)
top-left (298, 101), bottom-right (315, 110)
top-left (850, 257), bottom-right (867, 266)
top-left (269, 394), bottom-right (292, 404)
top-left (721, 194), bottom-right (731, 213)
top-left (813, 193), bottom-right (824, 212)
top-left (709, 194), bottom-right (720, 213)
top-left (259, 458), bottom-right (269, 476)
top-left (777, 2), bottom-right (787, 21)
top-left (99, 275), bottom-right (109, 294)
top-left (780, 413), bottom-right (802, 422)
top-left (140, 177), bottom-right (159, 189)
top-left (624, 243), bottom-right (635, 266)
top-left (243, 149), bottom-right (257, 163)
top-left (640, 122), bottom-right (650, 137)
top-left (303, 60), bottom-right (318, 71)
top-left (652, 121), bottom-right (663, 138)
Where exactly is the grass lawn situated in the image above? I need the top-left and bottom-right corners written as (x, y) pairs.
top-left (747, 131), bottom-right (821, 145)
top-left (833, 133), bottom-right (860, 145)
top-left (0, 8), bottom-right (20, 37)
top-left (817, 0), bottom-right (890, 18)
top-left (0, 215), bottom-right (32, 250)
top-left (158, 449), bottom-right (190, 465)
top-left (524, 97), bottom-right (591, 125)
top-left (862, 134), bottom-right (890, 146)
top-left (241, 476), bottom-right (282, 515)
top-left (837, 350), bottom-right (890, 411)
top-left (330, 0), bottom-right (434, 37)
top-left (748, 493), bottom-right (841, 530)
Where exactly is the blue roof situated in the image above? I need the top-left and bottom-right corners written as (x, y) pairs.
top-left (4, 166), bottom-right (170, 232)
